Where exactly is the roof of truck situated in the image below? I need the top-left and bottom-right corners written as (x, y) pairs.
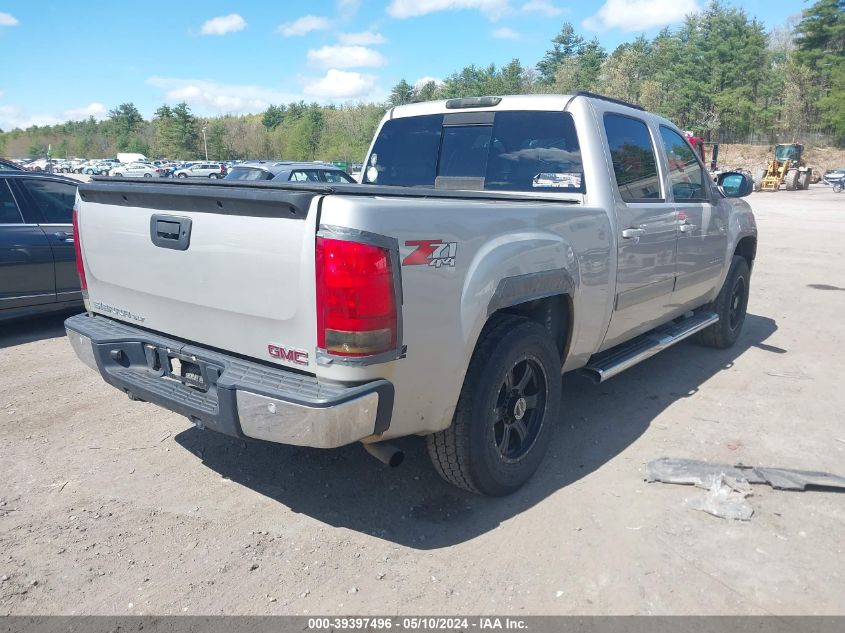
top-left (387, 91), bottom-right (643, 119)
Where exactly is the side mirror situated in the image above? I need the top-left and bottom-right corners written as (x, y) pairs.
top-left (717, 171), bottom-right (753, 198)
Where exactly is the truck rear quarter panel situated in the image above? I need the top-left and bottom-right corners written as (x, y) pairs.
top-left (317, 195), bottom-right (612, 438)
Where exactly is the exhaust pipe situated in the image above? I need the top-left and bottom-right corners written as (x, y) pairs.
top-left (362, 442), bottom-right (404, 467)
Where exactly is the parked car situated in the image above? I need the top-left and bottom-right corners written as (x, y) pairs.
top-left (66, 92), bottom-right (757, 495)
top-left (823, 167), bottom-right (845, 186)
top-left (109, 162), bottom-right (167, 178)
top-left (0, 158), bottom-right (23, 171)
top-left (225, 161), bottom-right (356, 183)
top-left (0, 172), bottom-right (83, 321)
top-left (81, 161), bottom-right (113, 176)
top-left (173, 162), bottom-right (227, 179)
top-left (23, 158), bottom-right (58, 172)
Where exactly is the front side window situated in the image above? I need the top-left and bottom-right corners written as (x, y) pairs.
top-left (604, 113), bottom-right (661, 202)
top-left (0, 180), bottom-right (23, 224)
top-left (20, 179), bottom-right (76, 224)
top-left (659, 126), bottom-right (707, 201)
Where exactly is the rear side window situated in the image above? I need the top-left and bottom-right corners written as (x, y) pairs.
top-left (604, 114), bottom-right (661, 202)
top-left (364, 111), bottom-right (584, 193)
top-left (0, 180), bottom-right (23, 224)
top-left (226, 166), bottom-right (272, 181)
top-left (20, 179), bottom-right (76, 223)
top-left (321, 170), bottom-right (355, 183)
top-left (659, 126), bottom-right (708, 201)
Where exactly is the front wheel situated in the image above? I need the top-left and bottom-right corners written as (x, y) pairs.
top-left (834, 182), bottom-right (844, 193)
top-left (697, 256), bottom-right (750, 349)
top-left (143, 173), bottom-right (152, 178)
top-left (427, 315), bottom-right (561, 496)
top-left (177, 173), bottom-right (187, 178)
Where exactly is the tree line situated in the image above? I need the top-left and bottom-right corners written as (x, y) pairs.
top-left (1, 0), bottom-right (842, 162)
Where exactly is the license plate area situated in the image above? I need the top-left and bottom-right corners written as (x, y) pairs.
top-left (144, 345), bottom-right (220, 393)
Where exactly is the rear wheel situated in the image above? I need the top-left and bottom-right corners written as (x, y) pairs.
top-left (785, 168), bottom-right (799, 191)
top-left (697, 256), bottom-right (750, 349)
top-left (143, 173), bottom-right (152, 178)
top-left (427, 315), bottom-right (561, 496)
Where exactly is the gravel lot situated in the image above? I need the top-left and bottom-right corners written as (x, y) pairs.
top-left (1, 186), bottom-right (843, 616)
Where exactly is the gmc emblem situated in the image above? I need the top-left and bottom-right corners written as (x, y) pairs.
top-left (268, 344), bottom-right (309, 366)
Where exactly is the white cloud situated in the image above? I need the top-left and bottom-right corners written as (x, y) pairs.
top-left (199, 14), bottom-right (247, 36)
top-left (491, 26), bottom-right (520, 39)
top-left (521, 0), bottom-right (564, 16)
top-left (147, 77), bottom-right (301, 114)
top-left (387, 0), bottom-right (509, 20)
top-left (304, 69), bottom-right (379, 99)
top-left (413, 76), bottom-right (443, 89)
top-left (63, 103), bottom-right (108, 120)
top-left (583, 0), bottom-right (699, 32)
top-left (338, 30), bottom-right (387, 45)
top-left (307, 45), bottom-right (387, 69)
top-left (0, 12), bottom-right (18, 26)
top-left (277, 15), bottom-right (331, 36)
top-left (337, 0), bottom-right (362, 15)
top-left (0, 102), bottom-right (108, 131)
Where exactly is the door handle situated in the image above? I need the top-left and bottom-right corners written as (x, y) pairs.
top-left (53, 231), bottom-right (75, 243)
top-left (679, 223), bottom-right (697, 233)
top-left (622, 228), bottom-right (646, 239)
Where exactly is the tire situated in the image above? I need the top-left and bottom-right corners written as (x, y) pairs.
top-left (177, 173), bottom-right (187, 178)
top-left (113, 172), bottom-right (123, 178)
top-left (785, 168), bottom-right (799, 191)
top-left (143, 173), bottom-right (152, 178)
top-left (697, 256), bottom-right (751, 349)
top-left (427, 315), bottom-right (561, 496)
top-left (834, 182), bottom-right (844, 193)
top-left (753, 168), bottom-right (766, 192)
top-left (209, 173), bottom-right (218, 179)
top-left (798, 171), bottom-right (811, 190)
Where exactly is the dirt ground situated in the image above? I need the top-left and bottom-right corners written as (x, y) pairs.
top-left (1, 186), bottom-right (844, 616)
top-left (717, 144), bottom-right (845, 176)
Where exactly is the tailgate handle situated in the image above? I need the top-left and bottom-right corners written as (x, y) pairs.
top-left (150, 214), bottom-right (192, 251)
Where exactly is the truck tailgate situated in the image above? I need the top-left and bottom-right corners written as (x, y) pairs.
top-left (76, 181), bottom-right (322, 370)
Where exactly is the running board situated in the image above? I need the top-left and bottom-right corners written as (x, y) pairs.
top-left (579, 312), bottom-right (719, 384)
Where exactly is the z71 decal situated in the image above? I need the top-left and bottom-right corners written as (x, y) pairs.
top-left (403, 240), bottom-right (458, 268)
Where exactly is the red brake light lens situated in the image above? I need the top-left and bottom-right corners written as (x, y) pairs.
top-left (72, 207), bottom-right (87, 291)
top-left (316, 237), bottom-right (397, 357)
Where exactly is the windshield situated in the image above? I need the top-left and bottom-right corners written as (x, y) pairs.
top-left (775, 145), bottom-right (800, 162)
top-left (364, 111), bottom-right (584, 193)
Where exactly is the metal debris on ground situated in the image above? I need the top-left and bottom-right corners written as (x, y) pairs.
top-left (646, 457), bottom-right (845, 491)
top-left (685, 474), bottom-right (754, 521)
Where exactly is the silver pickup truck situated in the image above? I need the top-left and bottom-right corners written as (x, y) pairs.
top-left (66, 92), bottom-right (757, 496)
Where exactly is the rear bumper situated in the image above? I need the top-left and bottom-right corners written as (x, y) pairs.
top-left (65, 313), bottom-right (393, 448)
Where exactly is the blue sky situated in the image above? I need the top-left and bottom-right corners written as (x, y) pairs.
top-left (0, 0), bottom-right (798, 130)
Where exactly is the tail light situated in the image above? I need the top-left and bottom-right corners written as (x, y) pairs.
top-left (316, 237), bottom-right (397, 357)
top-left (72, 207), bottom-right (87, 291)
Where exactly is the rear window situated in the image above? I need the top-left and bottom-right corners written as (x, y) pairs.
top-left (226, 166), bottom-right (273, 181)
top-left (364, 111), bottom-right (584, 193)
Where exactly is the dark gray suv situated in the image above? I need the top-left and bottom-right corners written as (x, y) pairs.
top-left (224, 161), bottom-right (356, 183)
top-left (1, 173), bottom-right (82, 321)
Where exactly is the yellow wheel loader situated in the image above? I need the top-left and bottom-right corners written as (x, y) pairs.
top-left (754, 144), bottom-right (814, 192)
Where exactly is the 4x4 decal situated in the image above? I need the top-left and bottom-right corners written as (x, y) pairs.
top-left (403, 240), bottom-right (457, 268)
